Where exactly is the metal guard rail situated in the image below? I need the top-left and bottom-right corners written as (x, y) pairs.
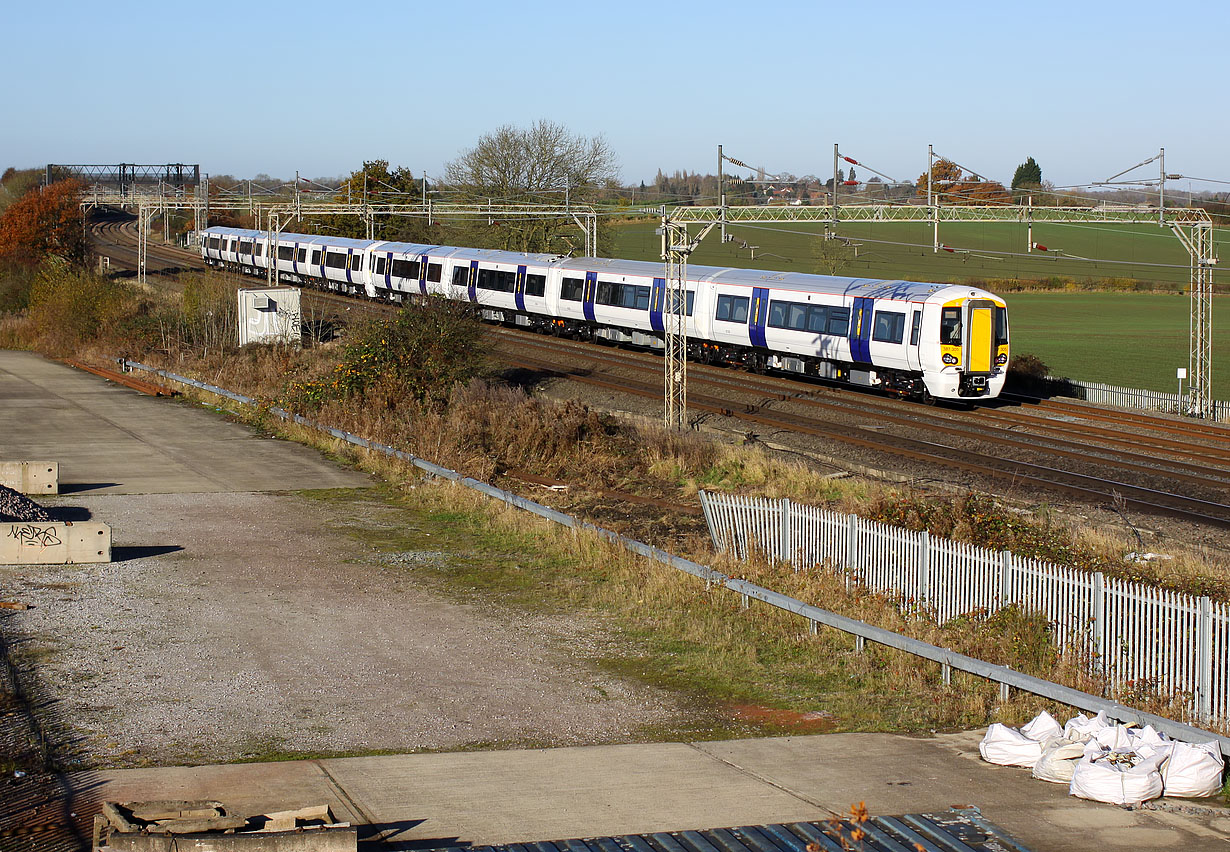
top-left (119, 359), bottom-right (1230, 757)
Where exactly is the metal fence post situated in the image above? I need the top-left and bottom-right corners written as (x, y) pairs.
top-left (1198, 596), bottom-right (1213, 722)
top-left (918, 531), bottom-right (930, 604)
top-left (1000, 551), bottom-right (1012, 608)
top-left (1093, 572), bottom-right (1106, 674)
top-left (698, 491), bottom-right (719, 551)
top-left (780, 498), bottom-right (792, 568)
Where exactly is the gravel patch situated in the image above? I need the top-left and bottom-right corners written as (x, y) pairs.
top-left (0, 485), bottom-right (53, 523)
top-left (0, 489), bottom-right (690, 769)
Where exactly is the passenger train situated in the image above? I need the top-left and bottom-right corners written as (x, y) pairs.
top-left (200, 226), bottom-right (1009, 402)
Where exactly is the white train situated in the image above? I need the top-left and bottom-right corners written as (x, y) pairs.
top-left (201, 226), bottom-right (1009, 401)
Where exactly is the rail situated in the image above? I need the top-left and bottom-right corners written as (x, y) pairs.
top-left (116, 360), bottom-right (1230, 757)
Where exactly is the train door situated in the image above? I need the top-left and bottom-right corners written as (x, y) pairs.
top-left (849, 297), bottom-right (874, 363)
top-left (906, 307), bottom-right (923, 372)
top-left (467, 260), bottom-right (479, 302)
top-left (582, 271), bottom-right (598, 322)
top-left (515, 264), bottom-right (527, 312)
top-left (748, 287), bottom-right (769, 348)
top-left (649, 277), bottom-right (666, 333)
top-left (966, 300), bottom-right (996, 373)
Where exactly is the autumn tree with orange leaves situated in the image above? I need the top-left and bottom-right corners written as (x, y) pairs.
top-left (916, 158), bottom-right (1010, 205)
top-left (0, 178), bottom-right (87, 267)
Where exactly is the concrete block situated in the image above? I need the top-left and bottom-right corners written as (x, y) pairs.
top-left (1, 521), bottom-right (111, 564)
top-left (0, 461), bottom-right (58, 495)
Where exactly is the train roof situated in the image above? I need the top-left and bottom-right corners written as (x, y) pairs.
top-left (201, 227), bottom-right (983, 300)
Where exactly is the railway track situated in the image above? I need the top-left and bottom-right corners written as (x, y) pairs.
top-left (88, 210), bottom-right (205, 277)
top-left (297, 287), bottom-right (1230, 527)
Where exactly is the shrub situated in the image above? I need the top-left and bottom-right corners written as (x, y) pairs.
top-left (284, 296), bottom-right (485, 412)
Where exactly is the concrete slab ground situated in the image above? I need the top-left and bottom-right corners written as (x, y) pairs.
top-left (0, 351), bottom-right (367, 494)
top-left (71, 733), bottom-right (1229, 851)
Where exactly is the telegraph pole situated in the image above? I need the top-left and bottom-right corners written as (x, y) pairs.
top-left (718, 144), bottom-right (726, 243)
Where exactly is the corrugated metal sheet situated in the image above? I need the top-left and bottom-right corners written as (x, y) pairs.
top-left (422, 811), bottom-right (1031, 852)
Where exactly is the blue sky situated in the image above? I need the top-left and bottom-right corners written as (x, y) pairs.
top-left (3, 0), bottom-right (1227, 191)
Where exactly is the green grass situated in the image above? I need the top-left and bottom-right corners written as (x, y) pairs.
top-left (1004, 292), bottom-right (1230, 399)
top-left (611, 219), bottom-right (1229, 289)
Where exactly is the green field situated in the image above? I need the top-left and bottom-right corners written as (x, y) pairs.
top-left (611, 219), bottom-right (1228, 290)
top-left (1003, 292), bottom-right (1229, 399)
top-left (610, 220), bottom-right (1228, 398)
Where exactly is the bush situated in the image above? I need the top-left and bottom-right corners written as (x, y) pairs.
top-left (1005, 352), bottom-right (1051, 395)
top-left (23, 261), bottom-right (130, 354)
top-left (283, 296), bottom-right (485, 412)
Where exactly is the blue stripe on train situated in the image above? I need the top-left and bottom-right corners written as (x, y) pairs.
top-left (650, 277), bottom-right (665, 332)
top-left (749, 287), bottom-right (770, 349)
top-left (583, 271), bottom-right (597, 323)
top-left (849, 297), bottom-right (873, 362)
top-left (468, 260), bottom-right (478, 302)
top-left (515, 265), bottom-right (527, 312)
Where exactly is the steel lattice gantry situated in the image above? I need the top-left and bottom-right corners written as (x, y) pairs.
top-left (50, 163), bottom-right (199, 194)
top-left (1170, 214), bottom-right (1217, 417)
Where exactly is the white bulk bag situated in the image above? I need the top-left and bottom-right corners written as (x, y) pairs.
top-left (1032, 738), bottom-right (1086, 784)
top-left (1063, 711), bottom-right (1111, 743)
top-left (1070, 750), bottom-right (1164, 805)
top-left (1160, 741), bottom-right (1225, 798)
top-left (980, 723), bottom-right (1044, 767)
top-left (1083, 724), bottom-right (1138, 758)
top-left (1021, 710), bottom-right (1063, 742)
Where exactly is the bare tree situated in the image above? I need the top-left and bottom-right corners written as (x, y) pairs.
top-left (443, 120), bottom-right (619, 254)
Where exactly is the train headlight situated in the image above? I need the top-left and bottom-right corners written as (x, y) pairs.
top-left (942, 353), bottom-right (958, 365)
top-left (995, 353), bottom-right (1008, 366)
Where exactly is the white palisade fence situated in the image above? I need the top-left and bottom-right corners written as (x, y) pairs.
top-left (1051, 377), bottom-right (1230, 422)
top-left (699, 491), bottom-right (1228, 725)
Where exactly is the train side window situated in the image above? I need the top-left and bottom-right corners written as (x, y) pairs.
top-left (451, 266), bottom-right (470, 287)
top-left (375, 256), bottom-right (387, 275)
top-left (561, 277), bottom-right (584, 301)
top-left (767, 301), bottom-right (787, 328)
top-left (350, 253), bottom-right (361, 271)
top-left (297, 247), bottom-right (307, 264)
top-left (995, 306), bottom-right (1008, 345)
top-left (277, 245), bottom-right (294, 261)
top-left (940, 307), bottom-right (962, 345)
top-left (392, 258), bottom-right (421, 279)
top-left (427, 263), bottom-right (442, 283)
top-left (498, 270), bottom-right (516, 292)
top-left (807, 306), bottom-right (828, 333)
top-left (786, 303), bottom-right (808, 331)
top-left (255, 243), bottom-right (264, 257)
top-left (827, 307), bottom-right (851, 337)
top-left (239, 241), bottom-right (253, 255)
top-left (311, 250), bottom-right (322, 266)
top-left (633, 286), bottom-right (651, 310)
top-left (525, 273), bottom-right (546, 297)
top-left (715, 294), bottom-right (750, 323)
top-left (910, 310), bottom-right (922, 345)
top-left (872, 311), bottom-right (905, 344)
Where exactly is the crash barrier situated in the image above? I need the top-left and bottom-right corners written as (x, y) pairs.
top-left (0, 461), bottom-right (58, 495)
top-left (119, 360), bottom-right (1230, 758)
top-left (698, 490), bottom-right (1227, 726)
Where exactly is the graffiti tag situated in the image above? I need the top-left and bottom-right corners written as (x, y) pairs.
top-left (8, 525), bottom-right (62, 549)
